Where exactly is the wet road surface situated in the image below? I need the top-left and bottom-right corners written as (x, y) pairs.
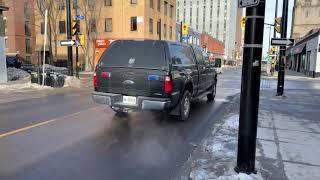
top-left (0, 68), bottom-right (242, 180)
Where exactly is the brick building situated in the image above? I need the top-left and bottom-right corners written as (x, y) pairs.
top-left (200, 33), bottom-right (224, 59)
top-left (3, 0), bottom-right (36, 63)
top-left (34, 0), bottom-right (176, 70)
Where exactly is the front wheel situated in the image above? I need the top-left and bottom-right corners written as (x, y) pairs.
top-left (207, 81), bottom-right (217, 101)
top-left (179, 90), bottom-right (192, 121)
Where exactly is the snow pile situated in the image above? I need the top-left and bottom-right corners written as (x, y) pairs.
top-left (188, 114), bottom-right (264, 180)
top-left (7, 68), bottom-right (30, 81)
top-left (0, 81), bottom-right (52, 91)
top-left (41, 64), bottom-right (68, 75)
top-left (64, 76), bottom-right (81, 88)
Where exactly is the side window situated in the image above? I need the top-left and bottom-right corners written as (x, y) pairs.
top-left (170, 44), bottom-right (195, 65)
top-left (195, 49), bottom-right (205, 66)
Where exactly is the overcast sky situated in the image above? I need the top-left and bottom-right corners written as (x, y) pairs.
top-left (262, 0), bottom-right (295, 56)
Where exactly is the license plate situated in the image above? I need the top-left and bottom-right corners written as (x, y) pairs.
top-left (123, 96), bottom-right (137, 105)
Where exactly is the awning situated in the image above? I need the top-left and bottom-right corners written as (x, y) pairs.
top-left (288, 43), bottom-right (306, 56)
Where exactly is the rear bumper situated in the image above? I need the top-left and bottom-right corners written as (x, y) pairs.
top-left (92, 91), bottom-right (171, 111)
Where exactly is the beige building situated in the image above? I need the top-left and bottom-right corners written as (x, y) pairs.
top-left (292, 0), bottom-right (320, 39)
top-left (34, 0), bottom-right (176, 70)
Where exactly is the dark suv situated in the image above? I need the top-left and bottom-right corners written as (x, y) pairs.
top-left (92, 40), bottom-right (218, 121)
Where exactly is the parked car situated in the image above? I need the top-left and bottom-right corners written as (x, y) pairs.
top-left (6, 56), bottom-right (22, 69)
top-left (92, 40), bottom-right (218, 121)
top-left (21, 62), bottom-right (37, 73)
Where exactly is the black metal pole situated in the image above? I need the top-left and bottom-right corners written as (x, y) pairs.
top-left (75, 0), bottom-right (79, 78)
top-left (274, 0), bottom-right (278, 38)
top-left (235, 0), bottom-right (266, 174)
top-left (180, 21), bottom-right (183, 43)
top-left (66, 0), bottom-right (73, 76)
top-left (277, 0), bottom-right (289, 96)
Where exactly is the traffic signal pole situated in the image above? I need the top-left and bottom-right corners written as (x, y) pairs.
top-left (277, 0), bottom-right (289, 96)
top-left (235, 0), bottom-right (266, 174)
top-left (66, 0), bottom-right (73, 76)
top-left (180, 22), bottom-right (183, 43)
top-left (274, 0), bottom-right (278, 38)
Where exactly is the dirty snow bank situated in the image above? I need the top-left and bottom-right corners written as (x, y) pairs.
top-left (7, 67), bottom-right (30, 81)
top-left (64, 76), bottom-right (81, 88)
top-left (0, 81), bottom-right (52, 91)
top-left (41, 64), bottom-right (68, 75)
top-left (188, 114), bottom-right (263, 180)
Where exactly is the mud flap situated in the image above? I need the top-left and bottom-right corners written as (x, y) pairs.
top-left (169, 102), bottom-right (181, 116)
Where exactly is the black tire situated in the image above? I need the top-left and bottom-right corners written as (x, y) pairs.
top-left (179, 90), bottom-right (192, 121)
top-left (207, 80), bottom-right (217, 101)
top-left (111, 106), bottom-right (128, 117)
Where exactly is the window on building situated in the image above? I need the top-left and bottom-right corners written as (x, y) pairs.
top-left (131, 17), bottom-right (137, 31)
top-left (149, 18), bottom-right (153, 33)
top-left (58, 1), bottom-right (65, 10)
top-left (169, 26), bottom-right (172, 39)
top-left (170, 5), bottom-right (173, 18)
top-left (163, 24), bottom-right (167, 38)
top-left (105, 18), bottom-right (112, 32)
top-left (105, 0), bottom-right (112, 6)
top-left (164, 1), bottom-right (167, 15)
top-left (25, 21), bottom-right (31, 37)
top-left (26, 56), bottom-right (31, 63)
top-left (157, 0), bottom-right (160, 11)
top-left (59, 21), bottom-right (66, 34)
top-left (5, 38), bottom-right (7, 48)
top-left (73, 0), bottom-right (78, 9)
top-left (177, 10), bottom-right (179, 22)
top-left (25, 39), bottom-right (32, 54)
top-left (90, 19), bottom-right (96, 32)
top-left (24, 2), bottom-right (30, 19)
top-left (157, 20), bottom-right (161, 34)
top-left (131, 0), bottom-right (137, 4)
top-left (41, 22), bottom-right (44, 34)
top-left (150, 0), bottom-right (153, 8)
top-left (305, 11), bottom-right (309, 17)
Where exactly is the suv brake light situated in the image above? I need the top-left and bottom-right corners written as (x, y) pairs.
top-left (93, 72), bottom-right (98, 88)
top-left (164, 76), bottom-right (173, 94)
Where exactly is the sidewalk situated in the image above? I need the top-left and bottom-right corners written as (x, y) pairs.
top-left (178, 72), bottom-right (320, 180)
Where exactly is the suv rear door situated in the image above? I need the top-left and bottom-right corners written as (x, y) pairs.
top-left (95, 40), bottom-right (169, 98)
top-left (193, 47), bottom-right (207, 93)
top-left (168, 44), bottom-right (199, 97)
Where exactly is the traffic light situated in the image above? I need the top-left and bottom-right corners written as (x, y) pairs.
top-left (241, 17), bottom-right (246, 29)
top-left (271, 46), bottom-right (277, 54)
top-left (182, 23), bottom-right (188, 35)
top-left (72, 20), bottom-right (80, 36)
top-left (275, 17), bottom-right (281, 33)
top-left (78, 34), bottom-right (85, 46)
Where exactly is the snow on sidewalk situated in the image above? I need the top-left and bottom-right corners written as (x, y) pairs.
top-left (185, 114), bottom-right (263, 180)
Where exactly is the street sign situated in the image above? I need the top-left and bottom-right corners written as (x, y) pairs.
top-left (271, 38), bottom-right (295, 46)
top-left (60, 40), bottom-right (76, 46)
top-left (76, 15), bottom-right (85, 20)
top-left (239, 0), bottom-right (259, 8)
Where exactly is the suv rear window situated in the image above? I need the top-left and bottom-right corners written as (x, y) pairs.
top-left (100, 40), bottom-right (166, 69)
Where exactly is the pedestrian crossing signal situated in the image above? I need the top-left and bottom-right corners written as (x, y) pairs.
top-left (72, 20), bottom-right (80, 36)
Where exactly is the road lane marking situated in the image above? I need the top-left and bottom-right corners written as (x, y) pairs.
top-left (0, 106), bottom-right (100, 139)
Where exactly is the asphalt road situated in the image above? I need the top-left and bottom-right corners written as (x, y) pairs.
top-left (0, 68), bottom-right (242, 180)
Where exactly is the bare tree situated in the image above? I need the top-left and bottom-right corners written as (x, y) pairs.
top-left (35, 0), bottom-right (64, 64)
top-left (77, 0), bottom-right (103, 71)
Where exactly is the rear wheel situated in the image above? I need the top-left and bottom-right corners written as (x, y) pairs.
top-left (179, 90), bottom-right (192, 121)
top-left (207, 81), bottom-right (217, 101)
top-left (111, 106), bottom-right (128, 117)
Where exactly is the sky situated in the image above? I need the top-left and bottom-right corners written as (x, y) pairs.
top-left (262, 0), bottom-right (295, 56)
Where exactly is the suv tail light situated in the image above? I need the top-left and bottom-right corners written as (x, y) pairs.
top-left (93, 72), bottom-right (98, 88)
top-left (164, 76), bottom-right (173, 94)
